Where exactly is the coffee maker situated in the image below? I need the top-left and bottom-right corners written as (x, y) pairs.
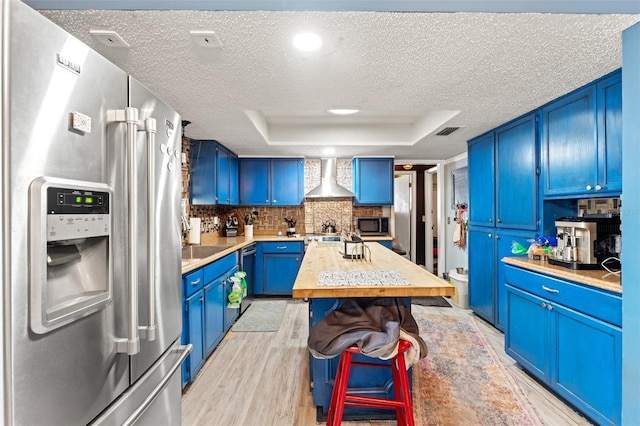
top-left (223, 215), bottom-right (239, 237)
top-left (549, 216), bottom-right (621, 270)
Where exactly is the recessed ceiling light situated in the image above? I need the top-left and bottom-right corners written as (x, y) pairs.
top-left (327, 109), bottom-right (360, 115)
top-left (292, 33), bottom-right (323, 52)
top-left (323, 147), bottom-right (336, 155)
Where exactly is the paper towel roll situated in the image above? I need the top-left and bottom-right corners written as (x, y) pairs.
top-left (188, 218), bottom-right (201, 244)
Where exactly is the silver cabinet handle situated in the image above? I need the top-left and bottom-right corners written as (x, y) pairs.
top-left (542, 285), bottom-right (560, 294)
top-left (497, 218), bottom-right (502, 223)
top-left (547, 304), bottom-right (553, 311)
top-left (586, 184), bottom-right (593, 191)
top-left (488, 218), bottom-right (492, 222)
top-left (141, 117), bottom-right (158, 342)
top-left (191, 278), bottom-right (201, 286)
top-left (488, 233), bottom-right (492, 238)
top-left (595, 184), bottom-right (602, 191)
top-left (273, 199), bottom-right (277, 203)
top-left (541, 302), bottom-right (547, 308)
top-left (277, 246), bottom-right (287, 249)
top-left (113, 107), bottom-right (141, 355)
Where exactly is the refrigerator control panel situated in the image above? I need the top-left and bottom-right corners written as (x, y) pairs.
top-left (46, 186), bottom-right (110, 242)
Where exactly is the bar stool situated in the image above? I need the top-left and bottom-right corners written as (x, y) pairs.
top-left (326, 339), bottom-right (415, 426)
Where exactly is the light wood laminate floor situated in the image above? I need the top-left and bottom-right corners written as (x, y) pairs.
top-left (181, 299), bottom-right (592, 426)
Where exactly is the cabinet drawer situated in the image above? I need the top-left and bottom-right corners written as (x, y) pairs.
top-left (183, 269), bottom-right (204, 298)
top-left (203, 252), bottom-right (238, 283)
top-left (261, 241), bottom-right (303, 254)
top-left (504, 264), bottom-right (621, 327)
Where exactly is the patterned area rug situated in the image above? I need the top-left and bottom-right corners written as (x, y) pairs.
top-left (231, 299), bottom-right (286, 332)
top-left (412, 296), bottom-right (452, 308)
top-left (412, 306), bottom-right (543, 425)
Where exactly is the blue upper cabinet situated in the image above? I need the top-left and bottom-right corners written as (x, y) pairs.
top-left (596, 73), bottom-right (622, 195)
top-left (271, 158), bottom-right (305, 206)
top-left (541, 70), bottom-right (621, 198)
top-left (239, 158), bottom-right (270, 205)
top-left (496, 113), bottom-right (538, 230)
top-left (352, 157), bottom-right (394, 205)
top-left (239, 158), bottom-right (304, 206)
top-left (468, 113), bottom-right (538, 231)
top-left (190, 140), bottom-right (239, 205)
top-left (468, 133), bottom-right (496, 227)
top-left (190, 140), bottom-right (217, 205)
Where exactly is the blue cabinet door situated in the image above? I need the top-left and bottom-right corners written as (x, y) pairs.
top-left (263, 253), bottom-right (302, 295)
top-left (353, 158), bottom-right (394, 205)
top-left (468, 133), bottom-right (495, 226)
top-left (271, 158), bottom-right (304, 206)
top-left (223, 266), bottom-right (240, 330)
top-left (468, 227), bottom-right (496, 323)
top-left (496, 114), bottom-right (538, 230)
top-left (596, 73), bottom-right (622, 195)
top-left (554, 304), bottom-right (622, 426)
top-left (542, 86), bottom-right (597, 197)
top-left (504, 284), bottom-right (550, 382)
top-left (229, 154), bottom-right (239, 205)
top-left (216, 145), bottom-right (230, 205)
top-left (184, 290), bottom-right (205, 382)
top-left (495, 229), bottom-right (536, 330)
top-left (204, 279), bottom-right (224, 357)
top-left (240, 158), bottom-right (270, 205)
top-left (190, 140), bottom-right (217, 205)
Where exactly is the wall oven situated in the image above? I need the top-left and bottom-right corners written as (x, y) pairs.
top-left (357, 217), bottom-right (390, 235)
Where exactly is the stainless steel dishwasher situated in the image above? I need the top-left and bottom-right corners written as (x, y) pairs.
top-left (240, 243), bottom-right (256, 314)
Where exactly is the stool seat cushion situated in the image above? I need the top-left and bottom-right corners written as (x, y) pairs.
top-left (308, 297), bottom-right (427, 364)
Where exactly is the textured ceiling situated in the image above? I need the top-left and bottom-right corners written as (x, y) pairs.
top-left (35, 8), bottom-right (640, 161)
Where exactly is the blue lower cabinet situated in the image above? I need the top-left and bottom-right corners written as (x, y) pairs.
top-left (504, 266), bottom-right (621, 425)
top-left (182, 251), bottom-right (241, 387)
top-left (223, 266), bottom-right (240, 330)
top-left (204, 278), bottom-right (225, 357)
top-left (309, 298), bottom-right (412, 420)
top-left (258, 241), bottom-right (304, 296)
top-left (372, 240), bottom-right (392, 249)
top-left (183, 289), bottom-right (205, 387)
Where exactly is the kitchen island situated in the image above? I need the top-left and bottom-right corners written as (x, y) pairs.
top-left (292, 241), bottom-right (454, 421)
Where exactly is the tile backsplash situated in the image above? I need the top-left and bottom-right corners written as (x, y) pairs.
top-left (183, 137), bottom-right (382, 236)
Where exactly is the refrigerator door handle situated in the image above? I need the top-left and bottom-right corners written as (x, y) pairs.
top-left (139, 117), bottom-right (158, 341)
top-left (110, 107), bottom-right (142, 355)
top-left (122, 344), bottom-right (192, 426)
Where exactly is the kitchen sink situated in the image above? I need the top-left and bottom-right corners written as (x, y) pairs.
top-left (181, 245), bottom-right (233, 260)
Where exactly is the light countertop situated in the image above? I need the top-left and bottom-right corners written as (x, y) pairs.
top-left (181, 233), bottom-right (305, 274)
top-left (292, 241), bottom-right (455, 298)
top-left (502, 257), bottom-right (621, 294)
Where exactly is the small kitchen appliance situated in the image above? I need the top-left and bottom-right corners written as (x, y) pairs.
top-left (224, 216), bottom-right (239, 237)
top-left (357, 217), bottom-right (390, 235)
top-left (284, 217), bottom-right (297, 237)
top-left (549, 216), bottom-right (621, 270)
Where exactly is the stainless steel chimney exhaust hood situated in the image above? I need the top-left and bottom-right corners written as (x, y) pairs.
top-left (305, 158), bottom-right (354, 198)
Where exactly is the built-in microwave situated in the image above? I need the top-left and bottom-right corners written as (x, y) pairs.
top-left (357, 217), bottom-right (390, 235)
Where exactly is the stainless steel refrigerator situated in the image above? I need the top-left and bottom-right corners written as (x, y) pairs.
top-left (1, 1), bottom-right (191, 424)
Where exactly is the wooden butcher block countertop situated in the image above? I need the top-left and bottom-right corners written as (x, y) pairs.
top-left (502, 257), bottom-right (621, 294)
top-left (292, 241), bottom-right (455, 299)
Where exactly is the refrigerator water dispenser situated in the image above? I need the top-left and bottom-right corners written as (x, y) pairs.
top-left (29, 177), bottom-right (112, 334)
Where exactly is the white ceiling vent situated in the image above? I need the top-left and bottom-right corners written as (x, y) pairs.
top-left (435, 126), bottom-right (462, 136)
top-left (190, 30), bottom-right (223, 48)
top-left (89, 30), bottom-right (129, 48)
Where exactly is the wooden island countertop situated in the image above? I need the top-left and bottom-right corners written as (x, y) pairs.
top-left (292, 241), bottom-right (455, 299)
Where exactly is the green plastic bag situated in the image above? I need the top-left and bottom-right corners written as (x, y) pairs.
top-left (511, 241), bottom-right (528, 255)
